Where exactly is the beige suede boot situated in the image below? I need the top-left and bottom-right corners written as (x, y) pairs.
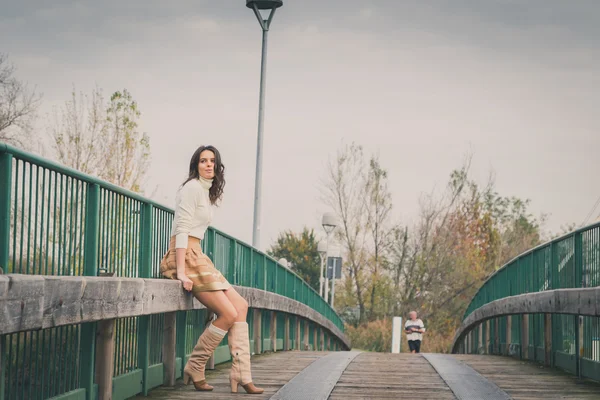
top-left (228, 322), bottom-right (264, 394)
top-left (183, 323), bottom-right (226, 391)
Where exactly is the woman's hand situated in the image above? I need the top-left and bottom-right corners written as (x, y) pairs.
top-left (175, 248), bottom-right (191, 291)
top-left (178, 275), bottom-right (193, 292)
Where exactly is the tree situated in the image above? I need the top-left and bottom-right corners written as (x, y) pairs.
top-left (47, 87), bottom-right (150, 193)
top-left (49, 86), bottom-right (106, 175)
top-left (0, 53), bottom-right (41, 149)
top-left (321, 142), bottom-right (369, 322)
top-left (267, 228), bottom-right (321, 290)
top-left (364, 155), bottom-right (393, 320)
top-left (103, 90), bottom-right (150, 192)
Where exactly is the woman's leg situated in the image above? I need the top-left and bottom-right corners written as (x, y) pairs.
top-left (223, 287), bottom-right (264, 394)
top-left (195, 290), bottom-right (238, 330)
top-left (183, 290), bottom-right (238, 390)
top-left (223, 287), bottom-right (249, 322)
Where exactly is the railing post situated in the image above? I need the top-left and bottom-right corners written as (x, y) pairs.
top-left (494, 318), bottom-right (499, 354)
top-left (485, 320), bottom-right (491, 354)
top-left (478, 324), bottom-right (483, 354)
top-left (544, 313), bottom-right (552, 367)
top-left (320, 329), bottom-right (325, 351)
top-left (296, 318), bottom-right (301, 350)
top-left (284, 314), bottom-right (290, 351)
top-left (81, 182), bottom-right (100, 400)
top-left (506, 316), bottom-right (512, 355)
top-left (0, 151), bottom-right (11, 400)
top-left (95, 319), bottom-right (116, 400)
top-left (575, 315), bottom-right (582, 379)
top-left (0, 151), bottom-right (12, 274)
top-left (469, 330), bottom-right (474, 353)
top-left (574, 231), bottom-right (583, 379)
top-left (176, 311), bottom-right (187, 378)
top-left (163, 312), bottom-right (177, 386)
top-left (0, 334), bottom-right (6, 400)
top-left (206, 312), bottom-right (215, 370)
top-left (271, 311), bottom-right (277, 352)
top-left (137, 202), bottom-right (153, 395)
top-left (303, 321), bottom-right (309, 350)
top-left (253, 309), bottom-right (262, 355)
top-left (263, 255), bottom-right (267, 290)
top-left (521, 314), bottom-right (529, 360)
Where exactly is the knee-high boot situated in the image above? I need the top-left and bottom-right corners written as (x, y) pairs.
top-left (228, 322), bottom-right (264, 394)
top-left (183, 323), bottom-right (226, 391)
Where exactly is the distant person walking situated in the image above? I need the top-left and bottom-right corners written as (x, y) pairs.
top-left (405, 311), bottom-right (426, 353)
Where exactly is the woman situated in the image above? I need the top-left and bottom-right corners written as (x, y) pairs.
top-left (160, 145), bottom-right (263, 394)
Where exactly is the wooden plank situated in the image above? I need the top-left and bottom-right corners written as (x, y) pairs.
top-left (134, 351), bottom-right (323, 399)
top-left (453, 354), bottom-right (600, 400)
top-left (330, 353), bottom-right (455, 399)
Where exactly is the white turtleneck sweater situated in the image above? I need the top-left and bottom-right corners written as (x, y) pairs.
top-left (171, 177), bottom-right (214, 248)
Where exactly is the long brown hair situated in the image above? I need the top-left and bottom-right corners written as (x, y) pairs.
top-left (182, 145), bottom-right (225, 205)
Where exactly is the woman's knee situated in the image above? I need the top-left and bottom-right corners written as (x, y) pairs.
top-left (220, 306), bottom-right (238, 327)
top-left (236, 298), bottom-right (249, 314)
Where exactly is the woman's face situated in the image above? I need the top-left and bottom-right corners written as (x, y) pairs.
top-left (198, 150), bottom-right (216, 180)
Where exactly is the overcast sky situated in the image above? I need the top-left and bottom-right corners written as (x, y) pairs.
top-left (2, 0), bottom-right (599, 250)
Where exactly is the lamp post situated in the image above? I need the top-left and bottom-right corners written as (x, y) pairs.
top-left (330, 257), bottom-right (337, 308)
top-left (321, 213), bottom-right (337, 301)
top-left (247, 0), bottom-right (283, 249)
top-left (317, 241), bottom-right (327, 297)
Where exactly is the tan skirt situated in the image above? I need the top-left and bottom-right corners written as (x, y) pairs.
top-left (160, 236), bottom-right (231, 292)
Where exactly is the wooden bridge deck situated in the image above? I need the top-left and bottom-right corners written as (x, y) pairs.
top-left (136, 351), bottom-right (600, 400)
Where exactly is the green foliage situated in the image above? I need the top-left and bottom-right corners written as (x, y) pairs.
top-left (267, 227), bottom-right (321, 290)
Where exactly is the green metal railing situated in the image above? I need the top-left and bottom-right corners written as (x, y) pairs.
top-left (462, 221), bottom-right (600, 380)
top-left (0, 142), bottom-right (344, 400)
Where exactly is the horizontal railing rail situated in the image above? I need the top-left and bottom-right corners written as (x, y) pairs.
top-left (0, 142), bottom-right (347, 400)
top-left (463, 221), bottom-right (600, 320)
top-left (0, 274), bottom-right (349, 345)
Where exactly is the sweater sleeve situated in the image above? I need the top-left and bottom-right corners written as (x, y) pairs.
top-left (174, 181), bottom-right (202, 249)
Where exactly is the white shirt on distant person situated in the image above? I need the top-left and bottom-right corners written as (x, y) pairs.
top-left (405, 318), bottom-right (425, 341)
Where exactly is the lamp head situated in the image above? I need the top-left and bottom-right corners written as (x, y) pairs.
top-left (246, 0), bottom-right (283, 10)
top-left (321, 212), bottom-right (337, 234)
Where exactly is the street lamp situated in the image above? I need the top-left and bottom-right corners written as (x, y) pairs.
top-left (317, 241), bottom-right (327, 297)
top-left (321, 213), bottom-right (337, 301)
top-left (247, 0), bottom-right (284, 249)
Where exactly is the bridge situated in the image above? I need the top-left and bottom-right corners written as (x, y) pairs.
top-left (1, 142), bottom-right (599, 400)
